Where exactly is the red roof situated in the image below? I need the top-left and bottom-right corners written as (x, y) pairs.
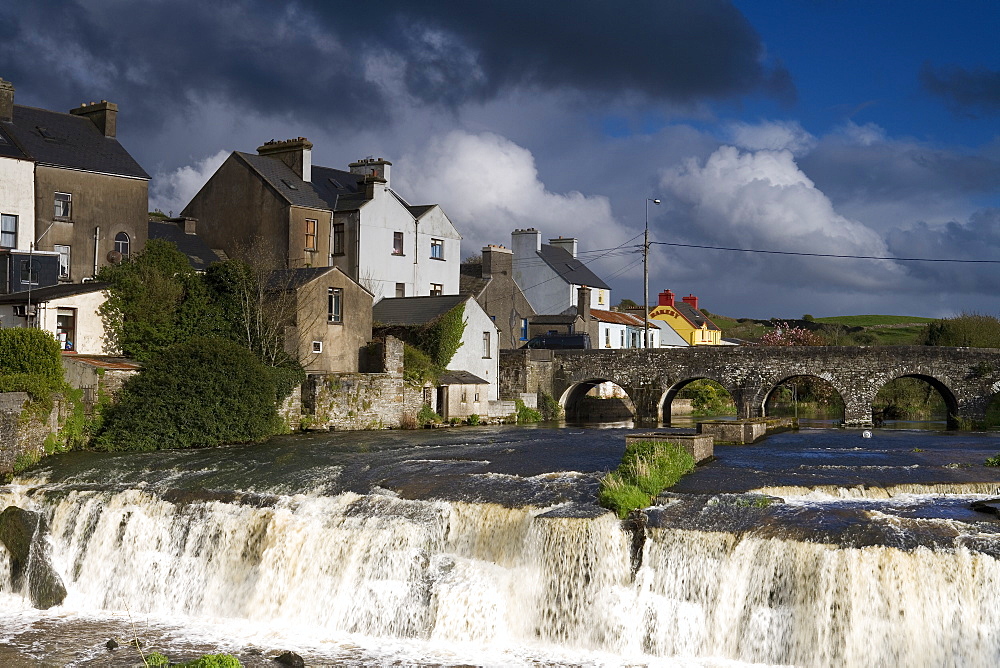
top-left (590, 309), bottom-right (645, 326)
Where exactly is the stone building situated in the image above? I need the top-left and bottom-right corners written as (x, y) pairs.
top-left (460, 244), bottom-right (536, 349)
top-left (182, 138), bottom-right (462, 301)
top-left (0, 78), bottom-right (149, 285)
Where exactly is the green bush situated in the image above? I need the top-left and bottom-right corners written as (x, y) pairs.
top-left (598, 440), bottom-right (695, 518)
top-left (403, 343), bottom-right (439, 385)
top-left (0, 328), bottom-right (63, 388)
top-left (985, 454), bottom-right (1000, 467)
top-left (93, 337), bottom-right (283, 451)
top-left (176, 654), bottom-right (242, 668)
top-left (467, 413), bottom-right (480, 425)
top-left (538, 391), bottom-right (563, 420)
top-left (514, 398), bottom-right (542, 423)
top-left (921, 313), bottom-right (1000, 348)
top-left (417, 403), bottom-right (441, 425)
top-left (145, 652), bottom-right (170, 667)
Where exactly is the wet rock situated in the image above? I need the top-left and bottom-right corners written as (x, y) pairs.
top-left (0, 506), bottom-right (68, 609)
top-left (105, 639), bottom-right (119, 651)
top-left (971, 498), bottom-right (1000, 516)
top-left (273, 650), bottom-right (305, 667)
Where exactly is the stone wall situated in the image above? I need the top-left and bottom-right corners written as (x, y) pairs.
top-left (303, 372), bottom-right (426, 431)
top-left (0, 393), bottom-right (60, 478)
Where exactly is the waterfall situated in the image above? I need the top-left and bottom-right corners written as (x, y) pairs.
top-left (1, 485), bottom-right (999, 666)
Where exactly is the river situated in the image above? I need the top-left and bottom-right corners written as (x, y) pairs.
top-left (1, 423), bottom-right (999, 667)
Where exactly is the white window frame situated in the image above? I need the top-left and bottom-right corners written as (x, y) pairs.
top-left (114, 232), bottom-right (130, 257)
top-left (54, 192), bottom-right (72, 219)
top-left (54, 244), bottom-right (71, 279)
top-left (328, 287), bottom-right (343, 323)
top-left (430, 238), bottom-right (444, 259)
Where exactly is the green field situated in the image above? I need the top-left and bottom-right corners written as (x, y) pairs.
top-left (812, 315), bottom-right (936, 327)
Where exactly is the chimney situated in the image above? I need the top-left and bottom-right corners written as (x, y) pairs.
top-left (176, 216), bottom-right (197, 235)
top-left (511, 228), bottom-right (542, 260)
top-left (360, 172), bottom-right (386, 199)
top-left (349, 157), bottom-right (392, 187)
top-left (0, 78), bottom-right (13, 123)
top-left (548, 236), bottom-right (578, 258)
top-left (481, 244), bottom-right (512, 278)
top-left (659, 289), bottom-right (675, 307)
top-left (682, 293), bottom-right (699, 310)
top-left (70, 100), bottom-right (118, 137)
top-left (577, 285), bottom-right (591, 323)
top-left (257, 137), bottom-right (313, 181)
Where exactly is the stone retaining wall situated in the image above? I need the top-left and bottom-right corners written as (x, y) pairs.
top-left (0, 393), bottom-right (61, 478)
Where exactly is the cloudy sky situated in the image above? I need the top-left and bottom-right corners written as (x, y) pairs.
top-left (3, 0), bottom-right (1000, 318)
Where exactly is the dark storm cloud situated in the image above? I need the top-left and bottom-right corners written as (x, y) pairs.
top-left (0, 0), bottom-right (792, 132)
top-left (886, 209), bottom-right (1000, 294)
top-left (921, 63), bottom-right (1000, 116)
top-left (800, 136), bottom-right (1000, 208)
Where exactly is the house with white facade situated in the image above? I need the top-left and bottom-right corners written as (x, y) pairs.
top-left (511, 229), bottom-right (611, 316)
top-left (591, 308), bottom-right (660, 349)
top-left (372, 294), bottom-right (501, 418)
top-left (0, 282), bottom-right (110, 354)
top-left (182, 139), bottom-right (462, 302)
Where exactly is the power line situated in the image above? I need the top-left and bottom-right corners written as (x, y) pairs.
top-left (650, 241), bottom-right (1000, 264)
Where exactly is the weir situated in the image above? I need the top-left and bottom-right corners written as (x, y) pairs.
top-left (1, 484), bottom-right (999, 666)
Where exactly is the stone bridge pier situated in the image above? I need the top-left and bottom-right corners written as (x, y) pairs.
top-left (499, 346), bottom-right (1000, 429)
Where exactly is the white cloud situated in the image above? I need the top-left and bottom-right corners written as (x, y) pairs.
top-left (396, 130), bottom-right (629, 256)
top-left (149, 149), bottom-right (230, 216)
top-left (838, 120), bottom-right (886, 146)
top-left (727, 120), bottom-right (816, 155)
top-left (659, 145), bottom-right (905, 289)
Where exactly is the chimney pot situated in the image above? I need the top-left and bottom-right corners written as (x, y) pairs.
top-left (658, 289), bottom-right (675, 307)
top-left (682, 294), bottom-right (699, 310)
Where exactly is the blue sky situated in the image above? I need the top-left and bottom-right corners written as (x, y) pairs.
top-left (2, 1), bottom-right (999, 319)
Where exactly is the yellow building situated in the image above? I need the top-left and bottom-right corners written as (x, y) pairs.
top-left (648, 290), bottom-right (722, 346)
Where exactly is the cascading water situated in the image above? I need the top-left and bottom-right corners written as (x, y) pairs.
top-left (0, 425), bottom-right (999, 666)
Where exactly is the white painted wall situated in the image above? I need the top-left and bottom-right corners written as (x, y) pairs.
top-left (512, 229), bottom-right (611, 315)
top-left (354, 184), bottom-right (460, 301)
top-left (0, 157), bottom-right (35, 250)
top-left (0, 289), bottom-right (110, 355)
top-left (448, 296), bottom-right (501, 400)
top-left (653, 319), bottom-right (690, 347)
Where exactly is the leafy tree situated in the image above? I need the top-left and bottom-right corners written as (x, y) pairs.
top-left (920, 313), bottom-right (1000, 348)
top-left (93, 337), bottom-right (283, 451)
top-left (616, 298), bottom-right (639, 309)
top-left (98, 240), bottom-right (218, 361)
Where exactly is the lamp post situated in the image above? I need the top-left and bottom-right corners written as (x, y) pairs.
top-left (644, 198), bottom-right (660, 349)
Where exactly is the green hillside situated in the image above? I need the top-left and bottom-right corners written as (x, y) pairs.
top-left (813, 315), bottom-right (936, 327)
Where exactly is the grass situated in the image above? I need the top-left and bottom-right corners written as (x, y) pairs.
top-left (985, 454), bottom-right (1000, 467)
top-left (812, 315), bottom-right (936, 327)
top-left (598, 440), bottom-right (695, 518)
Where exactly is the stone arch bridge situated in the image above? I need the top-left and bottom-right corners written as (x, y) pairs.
top-left (499, 346), bottom-right (1000, 428)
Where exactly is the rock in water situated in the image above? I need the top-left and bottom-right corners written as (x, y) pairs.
top-left (0, 506), bottom-right (67, 609)
top-left (971, 498), bottom-right (1000, 516)
top-left (274, 650), bottom-right (305, 667)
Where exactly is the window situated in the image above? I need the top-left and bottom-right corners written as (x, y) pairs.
top-left (332, 223), bottom-right (345, 255)
top-left (305, 219), bottom-right (317, 250)
top-left (483, 331), bottom-right (491, 358)
top-left (392, 231), bottom-right (404, 255)
top-left (20, 259), bottom-right (38, 285)
top-left (605, 329), bottom-right (610, 348)
top-left (598, 290), bottom-right (606, 305)
top-left (312, 341), bottom-right (323, 353)
top-left (395, 282), bottom-right (405, 298)
top-left (54, 192), bottom-right (72, 219)
top-left (430, 238), bottom-right (443, 259)
top-left (430, 283), bottom-right (443, 296)
top-left (54, 244), bottom-right (70, 279)
top-left (114, 232), bottom-right (130, 258)
top-left (328, 287), bottom-right (342, 323)
top-left (520, 318), bottom-right (529, 341)
top-left (620, 330), bottom-right (625, 347)
top-left (56, 308), bottom-right (76, 351)
top-left (0, 214), bottom-right (15, 248)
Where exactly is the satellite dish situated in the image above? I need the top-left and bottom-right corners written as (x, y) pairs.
top-left (107, 250), bottom-right (123, 264)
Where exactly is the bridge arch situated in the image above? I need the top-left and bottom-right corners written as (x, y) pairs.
top-left (873, 373), bottom-right (959, 428)
top-left (660, 376), bottom-right (740, 424)
top-left (560, 378), bottom-right (637, 422)
top-left (761, 373), bottom-right (847, 422)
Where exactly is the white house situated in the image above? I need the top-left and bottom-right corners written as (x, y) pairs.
top-left (0, 125), bottom-right (35, 253)
top-left (590, 308), bottom-right (660, 349)
top-left (511, 229), bottom-right (611, 315)
top-left (372, 294), bottom-right (500, 402)
top-left (0, 282), bottom-right (110, 354)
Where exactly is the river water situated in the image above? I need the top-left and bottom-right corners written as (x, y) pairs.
top-left (1, 423), bottom-right (1000, 667)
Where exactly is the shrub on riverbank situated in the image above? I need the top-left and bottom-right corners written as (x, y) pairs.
top-left (0, 328), bottom-right (66, 419)
top-left (93, 337), bottom-right (283, 451)
top-left (598, 440), bottom-right (695, 518)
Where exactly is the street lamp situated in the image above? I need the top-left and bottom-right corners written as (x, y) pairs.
top-left (644, 198), bottom-right (660, 349)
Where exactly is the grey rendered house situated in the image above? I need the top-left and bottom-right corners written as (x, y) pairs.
top-left (460, 244), bottom-right (536, 349)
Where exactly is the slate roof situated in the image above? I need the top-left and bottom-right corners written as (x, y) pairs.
top-left (439, 370), bottom-right (489, 385)
top-left (676, 302), bottom-right (721, 331)
top-left (529, 313), bottom-right (578, 325)
top-left (310, 165), bottom-right (365, 211)
top-left (4, 105), bottom-right (148, 178)
top-left (459, 263), bottom-right (490, 297)
top-left (148, 220), bottom-right (224, 271)
top-left (373, 294), bottom-right (469, 326)
top-left (537, 244), bottom-right (610, 290)
top-left (0, 123), bottom-right (28, 160)
top-left (266, 266), bottom-right (339, 291)
top-left (0, 281), bottom-right (109, 304)
top-left (235, 152), bottom-right (330, 210)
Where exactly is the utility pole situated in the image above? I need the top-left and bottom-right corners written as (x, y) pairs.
top-left (644, 198), bottom-right (660, 349)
